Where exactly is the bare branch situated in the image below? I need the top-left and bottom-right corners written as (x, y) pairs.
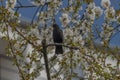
top-left (46, 43), bottom-right (80, 50)
top-left (15, 5), bottom-right (37, 8)
top-left (14, 2), bottom-right (50, 8)
top-left (42, 39), bottom-right (51, 80)
top-left (17, 0), bottom-right (23, 6)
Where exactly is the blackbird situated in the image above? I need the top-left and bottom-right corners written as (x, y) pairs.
top-left (53, 24), bottom-right (63, 54)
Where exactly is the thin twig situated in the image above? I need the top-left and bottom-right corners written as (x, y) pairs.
top-left (15, 5), bottom-right (37, 8)
top-left (17, 0), bottom-right (23, 6)
top-left (14, 2), bottom-right (50, 8)
top-left (31, 6), bottom-right (41, 24)
top-left (94, 25), bottom-right (102, 40)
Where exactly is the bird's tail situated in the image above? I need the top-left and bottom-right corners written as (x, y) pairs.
top-left (55, 45), bottom-right (63, 54)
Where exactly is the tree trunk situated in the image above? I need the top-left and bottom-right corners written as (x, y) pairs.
top-left (42, 39), bottom-right (51, 80)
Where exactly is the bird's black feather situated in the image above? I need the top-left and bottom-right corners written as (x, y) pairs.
top-left (53, 24), bottom-right (63, 54)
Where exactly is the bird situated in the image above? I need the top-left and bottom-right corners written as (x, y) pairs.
top-left (53, 24), bottom-right (63, 54)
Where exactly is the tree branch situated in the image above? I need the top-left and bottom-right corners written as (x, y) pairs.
top-left (15, 5), bottom-right (37, 8)
top-left (14, 2), bottom-right (50, 8)
top-left (17, 0), bottom-right (23, 6)
top-left (31, 6), bottom-right (41, 24)
top-left (14, 27), bottom-right (42, 52)
top-left (42, 39), bottom-right (51, 80)
top-left (46, 43), bottom-right (80, 50)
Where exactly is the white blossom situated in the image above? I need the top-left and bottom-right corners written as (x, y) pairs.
top-left (52, 0), bottom-right (62, 8)
top-left (69, 6), bottom-right (74, 12)
top-left (64, 28), bottom-right (74, 37)
top-left (37, 12), bottom-right (46, 26)
top-left (74, 35), bottom-right (85, 46)
top-left (30, 0), bottom-right (46, 6)
top-left (117, 15), bottom-right (120, 24)
top-left (101, 0), bottom-right (111, 8)
top-left (53, 0), bottom-right (59, 4)
top-left (94, 6), bottom-right (103, 17)
top-left (60, 13), bottom-right (71, 27)
top-left (100, 23), bottom-right (113, 40)
top-left (69, 0), bottom-right (73, 5)
top-left (88, 2), bottom-right (95, 9)
top-left (104, 7), bottom-right (115, 21)
top-left (86, 9), bottom-right (95, 21)
top-left (6, 0), bottom-right (16, 9)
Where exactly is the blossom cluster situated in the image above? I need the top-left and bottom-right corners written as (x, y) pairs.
top-left (2, 0), bottom-right (120, 79)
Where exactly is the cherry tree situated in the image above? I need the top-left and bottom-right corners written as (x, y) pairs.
top-left (0, 0), bottom-right (120, 80)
